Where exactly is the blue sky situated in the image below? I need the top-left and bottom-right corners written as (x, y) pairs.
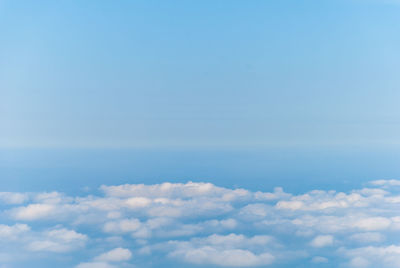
top-left (2, 0), bottom-right (400, 148)
top-left (2, 0), bottom-right (400, 267)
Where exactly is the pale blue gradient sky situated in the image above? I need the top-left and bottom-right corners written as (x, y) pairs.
top-left (2, 0), bottom-right (400, 148)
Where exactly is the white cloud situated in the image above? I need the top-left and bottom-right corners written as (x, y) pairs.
top-left (94, 247), bottom-right (132, 262)
top-left (171, 247), bottom-right (274, 267)
top-left (103, 219), bottom-right (141, 234)
top-left (11, 204), bottom-right (55, 221)
top-left (2, 179), bottom-right (400, 267)
top-left (77, 248), bottom-right (131, 268)
top-left (75, 262), bottom-right (116, 268)
top-left (292, 215), bottom-right (394, 234)
top-left (353, 217), bottom-right (391, 231)
top-left (100, 182), bottom-right (251, 201)
top-left (254, 187), bottom-right (291, 201)
top-left (276, 191), bottom-right (368, 211)
top-left (311, 256), bottom-right (328, 263)
top-left (349, 232), bottom-right (385, 243)
top-left (0, 192), bottom-right (28, 204)
top-left (26, 228), bottom-right (87, 252)
top-left (369, 179), bottom-right (400, 187)
top-left (34, 192), bottom-right (69, 204)
top-left (164, 233), bottom-right (276, 267)
top-left (0, 223), bottom-right (30, 239)
top-left (310, 235), bottom-right (334, 248)
top-left (205, 218), bottom-right (238, 229)
top-left (343, 245), bottom-right (400, 268)
top-left (348, 256), bottom-right (370, 268)
top-left (124, 197), bottom-right (151, 208)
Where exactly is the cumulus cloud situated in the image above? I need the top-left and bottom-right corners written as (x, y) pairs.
top-left (11, 203), bottom-right (56, 221)
top-left (94, 247), bottom-right (132, 262)
top-left (100, 182), bottom-right (251, 201)
top-left (103, 219), bottom-right (141, 234)
top-left (349, 232), bottom-right (385, 243)
top-left (167, 234), bottom-right (275, 267)
top-left (76, 248), bottom-right (132, 268)
top-left (310, 235), bottom-right (334, 248)
top-left (0, 192), bottom-right (28, 204)
top-left (26, 228), bottom-right (87, 252)
top-left (311, 256), bottom-right (328, 263)
top-left (75, 262), bottom-right (117, 268)
top-left (353, 217), bottom-right (391, 231)
top-left (343, 245), bottom-right (400, 268)
top-left (172, 247), bottom-right (274, 267)
top-left (369, 179), bottom-right (400, 187)
top-left (0, 223), bottom-right (30, 239)
top-left (2, 180), bottom-right (400, 267)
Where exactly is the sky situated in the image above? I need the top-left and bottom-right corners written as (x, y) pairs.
top-left (2, 0), bottom-right (400, 267)
top-left (2, 0), bottom-right (400, 148)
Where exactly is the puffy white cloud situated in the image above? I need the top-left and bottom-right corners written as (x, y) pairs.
top-left (75, 262), bottom-right (116, 268)
top-left (0, 223), bottom-right (30, 239)
top-left (172, 247), bottom-right (274, 267)
top-left (77, 248), bottom-right (131, 268)
top-left (2, 179), bottom-right (400, 267)
top-left (311, 256), bottom-right (328, 263)
top-left (349, 232), bottom-right (385, 243)
top-left (103, 219), bottom-right (141, 234)
top-left (353, 217), bottom-right (391, 231)
top-left (34, 192), bottom-right (70, 204)
top-left (100, 182), bottom-right (251, 201)
top-left (11, 204), bottom-right (55, 221)
top-left (205, 218), bottom-right (238, 229)
top-left (94, 247), bottom-right (132, 262)
top-left (254, 187), bottom-right (291, 201)
top-left (310, 235), bottom-right (334, 248)
top-left (369, 179), bottom-right (400, 187)
top-left (124, 197), bottom-right (151, 208)
top-left (26, 228), bottom-right (87, 252)
top-left (197, 233), bottom-right (274, 249)
top-left (167, 234), bottom-right (275, 267)
top-left (348, 256), bottom-right (370, 268)
top-left (292, 215), bottom-right (394, 234)
top-left (343, 245), bottom-right (400, 268)
top-left (276, 191), bottom-right (368, 211)
top-left (0, 192), bottom-right (28, 204)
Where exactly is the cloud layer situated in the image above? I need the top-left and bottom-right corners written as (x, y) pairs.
top-left (1, 180), bottom-right (400, 267)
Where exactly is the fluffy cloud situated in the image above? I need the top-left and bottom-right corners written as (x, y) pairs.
top-left (0, 192), bottom-right (28, 204)
top-left (100, 182), bottom-right (251, 201)
top-left (343, 245), bottom-right (400, 268)
top-left (369, 179), bottom-right (400, 187)
top-left (310, 235), bottom-right (334, 248)
top-left (26, 228), bottom-right (87, 252)
top-left (94, 248), bottom-right (132, 262)
top-left (349, 232), bottom-right (385, 243)
top-left (311, 256), bottom-right (328, 263)
top-left (172, 247), bottom-right (274, 267)
top-left (167, 234), bottom-right (275, 267)
top-left (103, 219), bottom-right (141, 234)
top-left (76, 248), bottom-right (132, 268)
top-left (11, 203), bottom-right (56, 221)
top-left (2, 180), bottom-right (400, 267)
top-left (75, 262), bottom-right (116, 268)
top-left (0, 224), bottom-right (30, 239)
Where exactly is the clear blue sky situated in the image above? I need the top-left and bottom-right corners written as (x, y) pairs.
top-left (2, 0), bottom-right (400, 148)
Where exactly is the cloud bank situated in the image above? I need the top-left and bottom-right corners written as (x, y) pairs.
top-left (1, 180), bottom-right (400, 267)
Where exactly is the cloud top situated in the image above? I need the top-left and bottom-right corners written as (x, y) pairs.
top-left (2, 180), bottom-right (400, 267)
